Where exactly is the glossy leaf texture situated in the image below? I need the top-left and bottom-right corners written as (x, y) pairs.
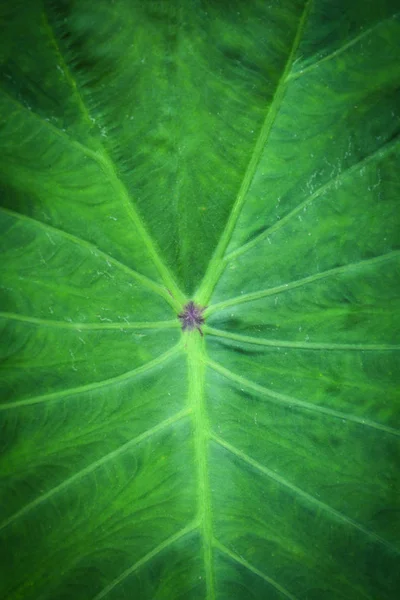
top-left (1, 1), bottom-right (400, 599)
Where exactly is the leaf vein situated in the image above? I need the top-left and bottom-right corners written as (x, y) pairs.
top-left (206, 251), bottom-right (400, 314)
top-left (188, 334), bottom-right (215, 598)
top-left (226, 135), bottom-right (400, 262)
top-left (0, 409), bottom-right (191, 532)
top-left (91, 522), bottom-right (199, 600)
top-left (214, 539), bottom-right (299, 600)
top-left (0, 207), bottom-right (175, 306)
top-left (205, 326), bottom-right (400, 352)
top-left (20, 10), bottom-right (184, 303)
top-left (0, 343), bottom-right (183, 411)
top-left (197, 0), bottom-right (313, 303)
top-left (288, 11), bottom-right (400, 82)
top-left (212, 434), bottom-right (399, 553)
top-left (207, 358), bottom-right (400, 437)
top-left (0, 312), bottom-right (178, 331)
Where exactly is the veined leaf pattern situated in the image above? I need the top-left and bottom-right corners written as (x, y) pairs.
top-left (1, 1), bottom-right (399, 599)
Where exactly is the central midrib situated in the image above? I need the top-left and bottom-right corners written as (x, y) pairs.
top-left (187, 332), bottom-right (215, 599)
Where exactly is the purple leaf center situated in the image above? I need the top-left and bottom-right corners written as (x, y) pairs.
top-left (178, 301), bottom-right (206, 335)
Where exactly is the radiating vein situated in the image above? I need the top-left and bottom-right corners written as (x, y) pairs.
top-left (0, 312), bottom-right (178, 331)
top-left (0, 409), bottom-right (191, 532)
top-left (205, 326), bottom-right (400, 352)
top-left (207, 358), bottom-right (400, 437)
top-left (214, 540), bottom-right (299, 600)
top-left (288, 11), bottom-right (400, 82)
top-left (0, 206), bottom-right (176, 307)
top-left (187, 334), bottom-right (215, 599)
top-left (0, 343), bottom-right (183, 411)
top-left (226, 135), bottom-right (400, 262)
top-left (92, 521), bottom-right (198, 600)
top-left (196, 0), bottom-right (313, 305)
top-left (41, 7), bottom-right (89, 125)
top-left (2, 86), bottom-right (102, 165)
top-left (14, 9), bottom-right (185, 305)
top-left (206, 251), bottom-right (400, 314)
top-left (212, 434), bottom-right (399, 554)
top-left (93, 150), bottom-right (185, 304)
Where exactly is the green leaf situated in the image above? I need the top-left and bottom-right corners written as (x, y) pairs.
top-left (1, 1), bottom-right (399, 598)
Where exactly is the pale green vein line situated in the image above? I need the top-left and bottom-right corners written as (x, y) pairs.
top-left (0, 206), bottom-right (175, 307)
top-left (205, 326), bottom-right (400, 352)
top-left (93, 152), bottom-right (185, 305)
top-left (187, 333), bottom-right (215, 599)
top-left (41, 10), bottom-right (184, 305)
top-left (41, 8), bottom-right (90, 127)
top-left (288, 12), bottom-right (400, 82)
top-left (226, 136), bottom-right (400, 262)
top-left (207, 359), bottom-right (400, 437)
top-left (212, 434), bottom-right (399, 554)
top-left (206, 251), bottom-right (400, 315)
top-left (2, 87), bottom-right (108, 177)
top-left (0, 312), bottom-right (179, 331)
top-left (214, 540), bottom-right (299, 600)
top-left (172, 4), bottom-right (191, 288)
top-left (0, 408), bottom-right (191, 532)
top-left (0, 343), bottom-right (183, 411)
top-left (196, 0), bottom-right (313, 305)
top-left (92, 521), bottom-right (199, 600)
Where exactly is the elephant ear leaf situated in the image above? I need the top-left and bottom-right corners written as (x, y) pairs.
top-left (1, 1), bottom-right (400, 599)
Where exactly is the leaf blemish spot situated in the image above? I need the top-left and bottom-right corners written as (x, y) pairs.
top-left (178, 301), bottom-right (206, 336)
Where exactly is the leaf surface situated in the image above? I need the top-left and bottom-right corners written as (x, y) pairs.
top-left (1, 1), bottom-right (400, 599)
